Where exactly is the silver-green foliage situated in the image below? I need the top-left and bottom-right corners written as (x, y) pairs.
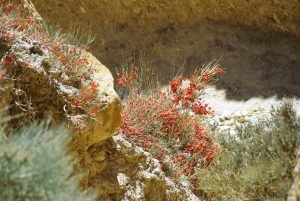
top-left (0, 120), bottom-right (96, 201)
top-left (195, 101), bottom-right (300, 201)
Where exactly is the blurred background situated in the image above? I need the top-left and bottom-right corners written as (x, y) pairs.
top-left (23, 0), bottom-right (300, 100)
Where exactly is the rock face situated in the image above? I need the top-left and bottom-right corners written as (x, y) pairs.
top-left (67, 52), bottom-right (123, 189)
top-left (95, 134), bottom-right (200, 201)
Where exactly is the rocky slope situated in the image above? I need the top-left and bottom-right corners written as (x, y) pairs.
top-left (1, 1), bottom-right (199, 200)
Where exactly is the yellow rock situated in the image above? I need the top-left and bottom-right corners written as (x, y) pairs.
top-left (68, 53), bottom-right (122, 189)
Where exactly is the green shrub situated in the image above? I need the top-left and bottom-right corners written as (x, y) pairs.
top-left (195, 101), bottom-right (300, 200)
top-left (0, 119), bottom-right (96, 201)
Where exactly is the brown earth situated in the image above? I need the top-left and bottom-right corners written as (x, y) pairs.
top-left (26, 0), bottom-right (300, 100)
top-left (29, 0), bottom-right (300, 36)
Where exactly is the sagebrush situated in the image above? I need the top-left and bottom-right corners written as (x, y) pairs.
top-left (0, 119), bottom-right (96, 201)
top-left (195, 101), bottom-right (300, 201)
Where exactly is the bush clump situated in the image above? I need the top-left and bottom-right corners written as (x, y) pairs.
top-left (0, 119), bottom-right (96, 201)
top-left (195, 101), bottom-right (300, 200)
top-left (116, 63), bottom-right (223, 181)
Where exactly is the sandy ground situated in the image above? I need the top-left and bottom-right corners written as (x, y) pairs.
top-left (203, 85), bottom-right (300, 116)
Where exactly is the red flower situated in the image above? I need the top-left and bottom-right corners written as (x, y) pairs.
top-left (5, 4), bottom-right (13, 10)
top-left (2, 59), bottom-right (7, 66)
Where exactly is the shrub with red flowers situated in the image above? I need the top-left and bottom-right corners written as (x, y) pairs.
top-left (115, 64), bottom-right (159, 98)
top-left (0, 1), bottom-right (98, 129)
top-left (117, 63), bottom-right (223, 182)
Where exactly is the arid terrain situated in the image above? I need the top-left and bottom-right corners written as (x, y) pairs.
top-left (2, 1), bottom-right (300, 200)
